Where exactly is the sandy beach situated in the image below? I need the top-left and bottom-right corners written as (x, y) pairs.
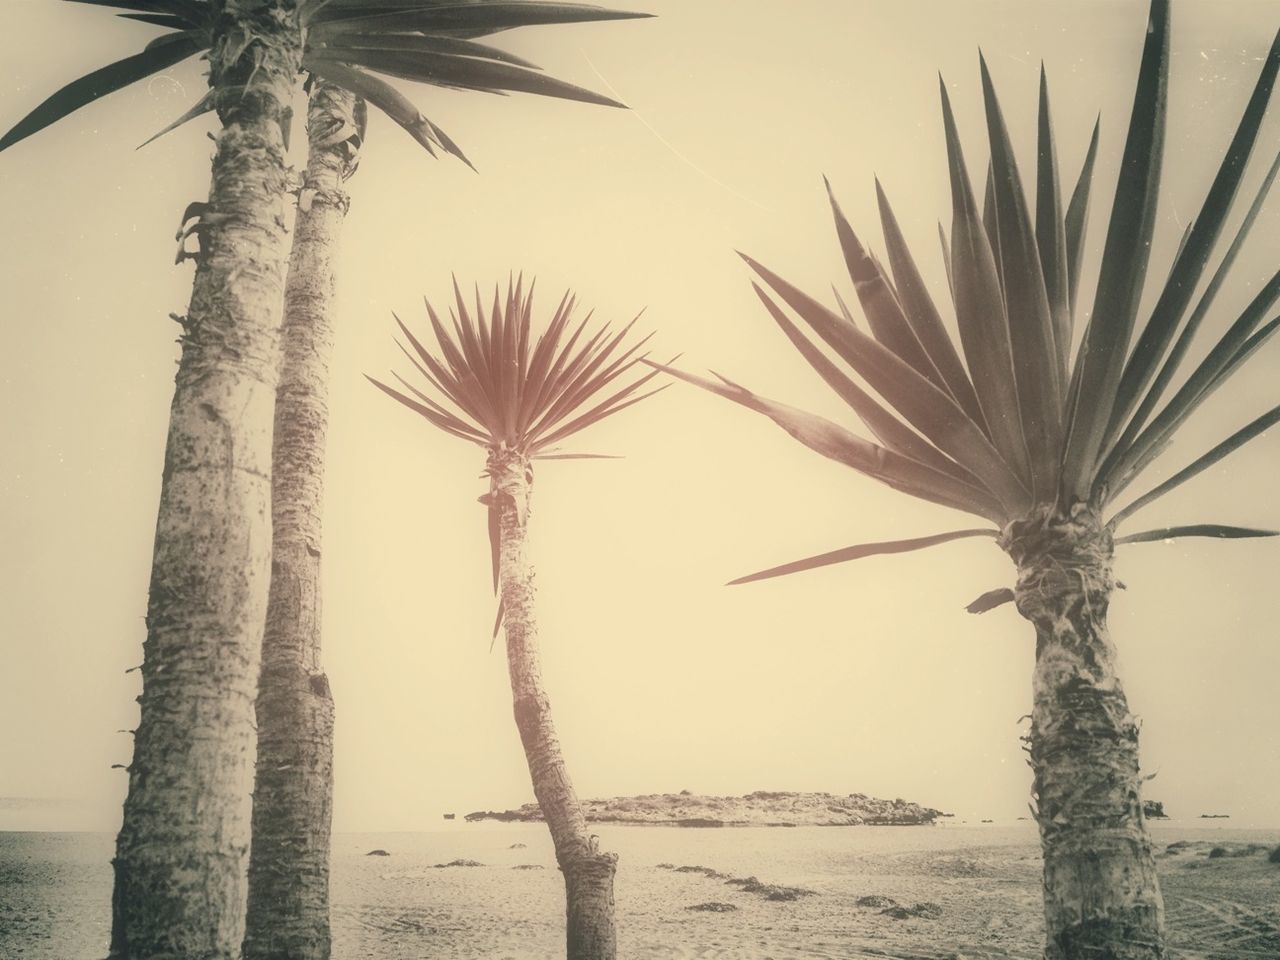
top-left (3, 822), bottom-right (1277, 959)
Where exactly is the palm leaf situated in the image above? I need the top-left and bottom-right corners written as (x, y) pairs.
top-left (138, 88), bottom-right (214, 148)
top-left (1063, 114), bottom-right (1100, 321)
top-left (1035, 66), bottom-right (1071, 384)
top-left (939, 79), bottom-right (1032, 486)
top-left (1114, 524), bottom-right (1278, 545)
top-left (743, 252), bottom-right (1029, 516)
top-left (728, 528), bottom-right (997, 586)
top-left (875, 180), bottom-right (988, 430)
top-left (313, 46), bottom-right (625, 107)
top-left (0, 33), bottom-right (202, 153)
top-left (1102, 27), bottom-right (1280, 456)
top-left (1108, 403), bottom-right (1280, 528)
top-left (304, 58), bottom-right (464, 161)
top-left (1060, 0), bottom-right (1170, 500)
top-left (824, 179), bottom-right (944, 390)
top-left (1102, 277), bottom-right (1280, 501)
top-left (965, 587), bottom-right (1014, 614)
top-left (312, 30), bottom-right (543, 70)
top-left (648, 362), bottom-right (1004, 522)
top-left (750, 281), bottom-right (971, 481)
top-left (312, 1), bottom-right (651, 32)
top-left (1101, 144), bottom-right (1280, 472)
top-left (66, 0), bottom-right (208, 25)
top-left (979, 54), bottom-right (1064, 499)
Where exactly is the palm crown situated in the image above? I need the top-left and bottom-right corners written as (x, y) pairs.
top-left (369, 276), bottom-right (663, 456)
top-left (0, 0), bottom-right (649, 163)
top-left (658, 0), bottom-right (1280, 584)
top-left (369, 277), bottom-right (664, 617)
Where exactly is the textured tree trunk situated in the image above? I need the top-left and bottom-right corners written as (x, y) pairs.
top-left (490, 449), bottom-right (619, 960)
top-left (1004, 505), bottom-right (1166, 960)
top-left (109, 3), bottom-right (302, 958)
top-left (242, 81), bottom-right (360, 960)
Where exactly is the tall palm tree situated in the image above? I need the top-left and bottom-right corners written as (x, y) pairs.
top-left (242, 11), bottom-right (648, 958)
top-left (3, 3), bottom-right (303, 956)
top-left (2, 4), bottom-right (644, 956)
top-left (654, 4), bottom-right (1280, 957)
top-left (370, 279), bottom-right (664, 960)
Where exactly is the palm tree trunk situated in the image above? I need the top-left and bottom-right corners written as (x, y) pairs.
top-left (110, 6), bottom-right (302, 958)
top-left (1004, 506), bottom-right (1166, 960)
top-left (490, 449), bottom-right (619, 960)
top-left (242, 81), bottom-right (360, 960)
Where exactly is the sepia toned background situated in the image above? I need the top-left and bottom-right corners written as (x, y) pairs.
top-left (1, 0), bottom-right (1278, 833)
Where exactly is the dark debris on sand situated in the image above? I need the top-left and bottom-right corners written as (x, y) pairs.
top-left (879, 902), bottom-right (944, 920)
top-left (657, 863), bottom-right (816, 902)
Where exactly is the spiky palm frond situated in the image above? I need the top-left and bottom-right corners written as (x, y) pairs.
top-left (0, 0), bottom-right (650, 160)
top-left (369, 276), bottom-right (665, 457)
top-left (656, 0), bottom-right (1280, 583)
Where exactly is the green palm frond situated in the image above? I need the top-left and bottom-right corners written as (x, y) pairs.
top-left (660, 0), bottom-right (1280, 582)
top-left (0, 0), bottom-right (650, 159)
top-left (369, 276), bottom-right (665, 456)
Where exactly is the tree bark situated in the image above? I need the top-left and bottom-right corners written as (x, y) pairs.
top-left (1004, 505), bottom-right (1166, 960)
top-left (489, 448), bottom-right (619, 960)
top-left (110, 3), bottom-right (302, 958)
top-left (243, 81), bottom-right (359, 960)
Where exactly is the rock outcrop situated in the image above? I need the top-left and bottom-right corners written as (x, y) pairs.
top-left (465, 790), bottom-right (944, 826)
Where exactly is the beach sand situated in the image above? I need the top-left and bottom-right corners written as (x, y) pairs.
top-left (2, 823), bottom-right (1277, 959)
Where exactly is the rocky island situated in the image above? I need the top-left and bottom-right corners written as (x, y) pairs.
top-left (465, 790), bottom-right (945, 827)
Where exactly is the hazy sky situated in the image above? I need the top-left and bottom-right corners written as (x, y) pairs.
top-left (2, 1), bottom-right (1278, 833)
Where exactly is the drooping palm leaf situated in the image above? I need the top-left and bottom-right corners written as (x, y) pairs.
top-left (727, 528), bottom-right (997, 586)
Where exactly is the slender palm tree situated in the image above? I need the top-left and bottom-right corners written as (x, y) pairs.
top-left (2, 4), bottom-right (644, 956)
top-left (370, 279), bottom-right (664, 960)
top-left (654, 4), bottom-right (1280, 957)
top-left (243, 11), bottom-right (648, 958)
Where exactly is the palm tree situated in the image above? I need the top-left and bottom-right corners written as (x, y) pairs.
top-left (370, 278), bottom-right (664, 960)
top-left (2, 4), bottom-right (644, 956)
top-left (653, 3), bottom-right (1280, 957)
top-left (242, 11), bottom-right (648, 958)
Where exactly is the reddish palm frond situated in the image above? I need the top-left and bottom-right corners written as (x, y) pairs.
top-left (370, 276), bottom-right (664, 456)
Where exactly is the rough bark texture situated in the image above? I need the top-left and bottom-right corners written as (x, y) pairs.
top-left (490, 448), bottom-right (619, 960)
top-left (109, 3), bottom-right (302, 958)
top-left (243, 81), bottom-right (359, 960)
top-left (1003, 504), bottom-right (1166, 960)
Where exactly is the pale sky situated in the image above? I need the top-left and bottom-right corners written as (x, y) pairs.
top-left (1, 1), bottom-right (1278, 833)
